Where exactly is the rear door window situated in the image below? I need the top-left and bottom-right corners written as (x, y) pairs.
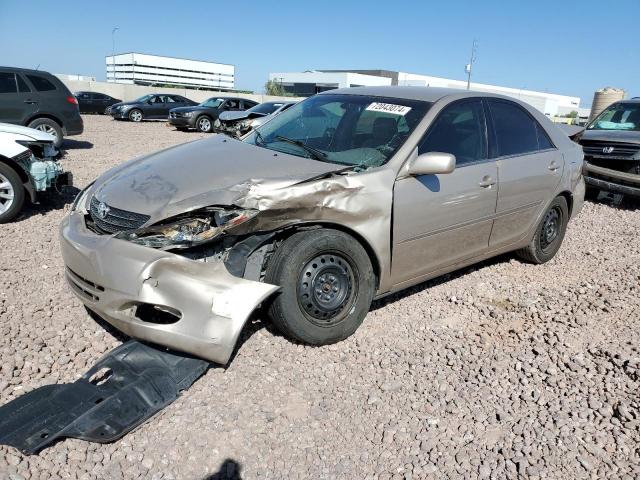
top-left (488, 100), bottom-right (541, 156)
top-left (26, 75), bottom-right (57, 92)
top-left (0, 72), bottom-right (17, 93)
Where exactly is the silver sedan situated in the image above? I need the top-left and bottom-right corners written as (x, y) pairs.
top-left (60, 86), bottom-right (584, 363)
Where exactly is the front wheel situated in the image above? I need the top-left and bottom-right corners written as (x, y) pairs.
top-left (128, 109), bottom-right (143, 122)
top-left (0, 163), bottom-right (25, 223)
top-left (517, 196), bottom-right (569, 264)
top-left (264, 229), bottom-right (376, 345)
top-left (195, 115), bottom-right (213, 133)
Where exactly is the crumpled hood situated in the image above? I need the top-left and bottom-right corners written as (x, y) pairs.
top-left (580, 129), bottom-right (640, 145)
top-left (0, 122), bottom-right (55, 142)
top-left (91, 135), bottom-right (345, 222)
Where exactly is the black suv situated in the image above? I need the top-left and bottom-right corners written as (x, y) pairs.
top-left (0, 67), bottom-right (83, 148)
top-left (579, 98), bottom-right (640, 198)
top-left (168, 97), bottom-right (257, 133)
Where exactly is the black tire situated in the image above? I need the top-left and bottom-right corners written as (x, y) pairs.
top-left (264, 229), bottom-right (376, 345)
top-left (195, 115), bottom-right (213, 133)
top-left (128, 109), bottom-right (143, 122)
top-left (517, 196), bottom-right (569, 264)
top-left (0, 163), bottom-right (25, 224)
top-left (27, 118), bottom-right (63, 148)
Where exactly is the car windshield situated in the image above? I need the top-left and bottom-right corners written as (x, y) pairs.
top-left (200, 98), bottom-right (225, 107)
top-left (244, 94), bottom-right (430, 168)
top-left (588, 102), bottom-right (640, 131)
top-left (248, 103), bottom-right (283, 115)
top-left (135, 94), bottom-right (154, 103)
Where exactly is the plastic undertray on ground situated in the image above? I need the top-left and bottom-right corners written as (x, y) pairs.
top-left (0, 340), bottom-right (209, 454)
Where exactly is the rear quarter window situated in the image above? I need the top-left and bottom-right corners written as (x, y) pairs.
top-left (0, 72), bottom-right (17, 93)
top-left (26, 75), bottom-right (57, 92)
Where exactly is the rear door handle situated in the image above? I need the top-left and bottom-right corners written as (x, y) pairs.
top-left (548, 161), bottom-right (560, 171)
top-left (478, 176), bottom-right (496, 188)
top-left (23, 100), bottom-right (38, 104)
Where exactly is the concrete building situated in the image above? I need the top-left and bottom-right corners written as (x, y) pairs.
top-left (269, 69), bottom-right (580, 117)
top-left (106, 53), bottom-right (234, 90)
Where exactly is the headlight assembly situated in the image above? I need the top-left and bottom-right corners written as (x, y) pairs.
top-left (182, 111), bottom-right (193, 118)
top-left (72, 182), bottom-right (94, 213)
top-left (116, 207), bottom-right (258, 249)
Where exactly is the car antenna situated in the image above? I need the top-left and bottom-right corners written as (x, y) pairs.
top-left (35, 64), bottom-right (40, 70)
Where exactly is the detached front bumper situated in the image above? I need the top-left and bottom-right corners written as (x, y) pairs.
top-left (59, 213), bottom-right (279, 364)
top-left (584, 161), bottom-right (640, 197)
top-left (110, 110), bottom-right (130, 120)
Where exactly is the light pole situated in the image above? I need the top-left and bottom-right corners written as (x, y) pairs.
top-left (110, 27), bottom-right (119, 82)
top-left (465, 39), bottom-right (478, 90)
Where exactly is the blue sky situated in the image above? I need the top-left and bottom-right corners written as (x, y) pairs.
top-left (1, 0), bottom-right (637, 107)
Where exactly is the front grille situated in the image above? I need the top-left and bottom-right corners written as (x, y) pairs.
top-left (89, 196), bottom-right (150, 234)
top-left (169, 112), bottom-right (181, 118)
top-left (581, 141), bottom-right (640, 159)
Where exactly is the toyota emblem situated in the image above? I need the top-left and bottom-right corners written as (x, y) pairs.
top-left (96, 202), bottom-right (110, 219)
top-left (602, 146), bottom-right (615, 154)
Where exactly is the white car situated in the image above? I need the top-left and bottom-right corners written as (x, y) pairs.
top-left (0, 123), bottom-right (72, 223)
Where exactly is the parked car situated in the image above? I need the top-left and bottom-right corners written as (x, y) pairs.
top-left (61, 86), bottom-right (584, 364)
top-left (110, 94), bottom-right (197, 122)
top-left (75, 91), bottom-right (122, 114)
top-left (168, 97), bottom-right (258, 133)
top-left (215, 101), bottom-right (297, 137)
top-left (577, 98), bottom-right (640, 198)
top-left (0, 67), bottom-right (83, 148)
top-left (0, 123), bottom-right (72, 222)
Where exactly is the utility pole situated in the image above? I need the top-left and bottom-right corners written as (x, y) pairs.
top-left (111, 27), bottom-right (119, 82)
top-left (465, 39), bottom-right (478, 90)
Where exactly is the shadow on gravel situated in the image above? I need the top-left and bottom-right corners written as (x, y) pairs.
top-left (585, 194), bottom-right (640, 211)
top-left (14, 186), bottom-right (80, 223)
top-left (61, 139), bottom-right (94, 150)
top-left (370, 252), bottom-right (514, 312)
top-left (202, 459), bottom-right (243, 480)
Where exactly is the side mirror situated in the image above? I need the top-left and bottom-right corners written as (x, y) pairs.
top-left (407, 152), bottom-right (456, 176)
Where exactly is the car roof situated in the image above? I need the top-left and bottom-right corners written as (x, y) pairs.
top-left (0, 66), bottom-right (53, 75)
top-left (320, 85), bottom-right (534, 104)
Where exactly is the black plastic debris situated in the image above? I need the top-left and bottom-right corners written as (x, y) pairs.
top-left (0, 340), bottom-right (209, 454)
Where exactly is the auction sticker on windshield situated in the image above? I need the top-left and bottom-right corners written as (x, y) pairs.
top-left (366, 103), bottom-right (412, 116)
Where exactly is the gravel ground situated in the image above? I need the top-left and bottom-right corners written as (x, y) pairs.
top-left (1, 115), bottom-right (639, 480)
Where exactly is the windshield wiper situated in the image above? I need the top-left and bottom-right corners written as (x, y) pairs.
top-left (275, 135), bottom-right (328, 162)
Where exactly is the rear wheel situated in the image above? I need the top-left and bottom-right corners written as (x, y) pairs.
top-left (0, 163), bottom-right (25, 223)
top-left (128, 109), bottom-right (143, 122)
top-left (195, 115), bottom-right (213, 133)
top-left (517, 196), bottom-right (568, 264)
top-left (264, 229), bottom-right (376, 345)
top-left (27, 118), bottom-right (63, 148)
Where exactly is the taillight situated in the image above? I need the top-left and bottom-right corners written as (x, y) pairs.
top-left (66, 96), bottom-right (78, 105)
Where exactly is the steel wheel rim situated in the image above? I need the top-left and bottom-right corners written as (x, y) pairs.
top-left (297, 253), bottom-right (356, 326)
top-left (130, 111), bottom-right (142, 122)
top-left (198, 118), bottom-right (211, 131)
top-left (35, 124), bottom-right (57, 138)
top-left (540, 206), bottom-right (562, 252)
top-left (0, 173), bottom-right (15, 214)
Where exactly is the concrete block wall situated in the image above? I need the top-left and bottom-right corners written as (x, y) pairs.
top-left (57, 78), bottom-right (301, 104)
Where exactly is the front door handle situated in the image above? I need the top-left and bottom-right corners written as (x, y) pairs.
top-left (478, 176), bottom-right (496, 188)
top-left (23, 100), bottom-right (38, 104)
top-left (548, 161), bottom-right (560, 171)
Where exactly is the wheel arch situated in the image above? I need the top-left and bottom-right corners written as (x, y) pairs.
top-left (557, 190), bottom-right (574, 217)
top-left (25, 113), bottom-right (64, 129)
top-left (262, 222), bottom-right (382, 290)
